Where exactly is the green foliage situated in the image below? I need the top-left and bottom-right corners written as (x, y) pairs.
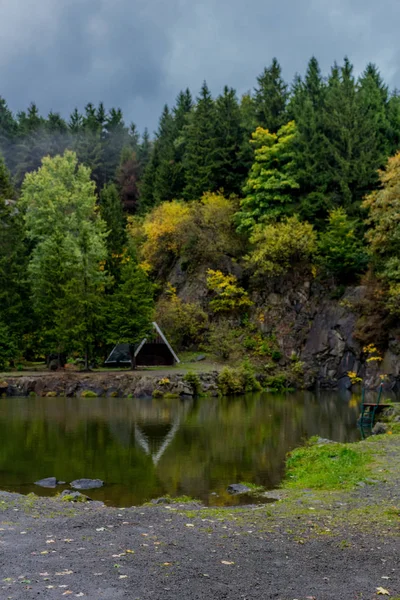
top-left (363, 153), bottom-right (400, 314)
top-left (205, 320), bottom-right (244, 362)
top-left (156, 286), bottom-right (208, 350)
top-left (246, 216), bottom-right (317, 277)
top-left (237, 121), bottom-right (299, 232)
top-left (21, 151), bottom-right (109, 365)
top-left (108, 257), bottom-right (154, 357)
top-left (264, 374), bottom-right (290, 392)
top-left (183, 82), bottom-right (218, 200)
top-left (0, 321), bottom-right (18, 371)
top-left (284, 443), bottom-right (371, 490)
top-left (206, 269), bottom-right (252, 314)
top-left (135, 192), bottom-right (243, 275)
top-left (99, 182), bottom-right (127, 281)
top-left (317, 208), bottom-right (368, 280)
top-left (183, 371), bottom-right (202, 395)
top-left (254, 58), bottom-right (288, 132)
top-left (217, 362), bottom-right (261, 396)
top-left (81, 390), bottom-right (98, 398)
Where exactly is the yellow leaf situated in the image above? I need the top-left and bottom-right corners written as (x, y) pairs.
top-left (376, 587), bottom-right (390, 595)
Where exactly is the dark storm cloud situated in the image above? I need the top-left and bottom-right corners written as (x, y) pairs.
top-left (0, 0), bottom-right (399, 132)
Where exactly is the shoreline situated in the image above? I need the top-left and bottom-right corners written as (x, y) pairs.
top-left (0, 426), bottom-right (399, 599)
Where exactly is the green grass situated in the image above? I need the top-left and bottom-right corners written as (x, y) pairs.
top-left (283, 442), bottom-right (372, 490)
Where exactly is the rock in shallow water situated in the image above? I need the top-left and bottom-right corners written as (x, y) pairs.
top-left (70, 478), bottom-right (104, 490)
top-left (34, 477), bottom-right (58, 488)
top-left (227, 483), bottom-right (251, 495)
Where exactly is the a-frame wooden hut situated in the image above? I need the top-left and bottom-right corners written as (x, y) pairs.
top-left (105, 322), bottom-right (180, 367)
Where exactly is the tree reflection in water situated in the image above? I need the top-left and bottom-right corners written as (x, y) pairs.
top-left (0, 391), bottom-right (361, 506)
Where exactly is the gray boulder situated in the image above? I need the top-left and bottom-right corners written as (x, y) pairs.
top-left (34, 477), bottom-right (58, 488)
top-left (227, 483), bottom-right (251, 495)
top-left (70, 478), bottom-right (104, 490)
top-left (372, 422), bottom-right (388, 435)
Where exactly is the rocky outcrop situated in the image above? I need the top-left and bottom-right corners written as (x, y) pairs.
top-left (256, 282), bottom-right (400, 390)
top-left (0, 371), bottom-right (220, 398)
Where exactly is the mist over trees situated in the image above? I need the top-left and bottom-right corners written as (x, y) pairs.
top-left (2, 55), bottom-right (400, 368)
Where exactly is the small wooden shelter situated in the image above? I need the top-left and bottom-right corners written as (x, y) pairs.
top-left (105, 322), bottom-right (180, 367)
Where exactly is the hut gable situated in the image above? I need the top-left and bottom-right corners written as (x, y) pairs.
top-left (105, 322), bottom-right (180, 367)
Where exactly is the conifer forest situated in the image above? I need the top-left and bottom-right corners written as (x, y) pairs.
top-left (1, 56), bottom-right (400, 375)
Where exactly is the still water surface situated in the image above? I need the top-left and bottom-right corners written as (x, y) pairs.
top-left (0, 392), bottom-right (361, 506)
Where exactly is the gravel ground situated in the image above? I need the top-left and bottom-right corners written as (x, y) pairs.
top-left (0, 436), bottom-right (399, 600)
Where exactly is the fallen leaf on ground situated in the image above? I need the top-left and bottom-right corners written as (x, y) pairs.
top-left (376, 588), bottom-right (390, 596)
top-left (119, 575), bottom-right (128, 579)
top-left (221, 561), bottom-right (235, 565)
top-left (185, 524), bottom-right (194, 527)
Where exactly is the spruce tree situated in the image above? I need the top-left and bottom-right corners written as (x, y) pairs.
top-left (183, 81), bottom-right (218, 199)
top-left (214, 86), bottom-right (245, 195)
top-left (289, 58), bottom-right (331, 224)
top-left (116, 147), bottom-right (141, 212)
top-left (254, 58), bottom-right (288, 132)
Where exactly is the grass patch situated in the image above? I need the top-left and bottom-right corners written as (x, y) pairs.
top-left (283, 442), bottom-right (372, 490)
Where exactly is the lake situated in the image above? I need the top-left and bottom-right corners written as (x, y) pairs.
top-left (0, 391), bottom-right (362, 507)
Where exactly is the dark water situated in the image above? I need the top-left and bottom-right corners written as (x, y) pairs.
top-left (0, 391), bottom-right (362, 507)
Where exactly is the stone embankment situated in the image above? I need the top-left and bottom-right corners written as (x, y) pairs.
top-left (0, 370), bottom-right (220, 398)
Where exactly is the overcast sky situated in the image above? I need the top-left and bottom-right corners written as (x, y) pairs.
top-left (0, 0), bottom-right (399, 134)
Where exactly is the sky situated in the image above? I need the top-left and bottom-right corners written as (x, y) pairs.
top-left (0, 0), bottom-right (399, 134)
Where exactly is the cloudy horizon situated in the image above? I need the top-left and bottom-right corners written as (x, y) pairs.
top-left (0, 0), bottom-right (399, 133)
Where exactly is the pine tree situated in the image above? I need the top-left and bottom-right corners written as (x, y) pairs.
top-left (183, 81), bottom-right (218, 199)
top-left (322, 58), bottom-right (389, 213)
top-left (289, 58), bottom-right (331, 224)
top-left (388, 90), bottom-right (400, 155)
top-left (108, 258), bottom-right (154, 368)
top-left (0, 97), bottom-right (17, 168)
top-left (254, 58), bottom-right (288, 132)
top-left (0, 155), bottom-right (32, 349)
top-left (102, 107), bottom-right (130, 186)
top-left (214, 86), bottom-right (245, 195)
top-left (116, 147), bottom-right (141, 212)
top-left (138, 127), bottom-right (152, 174)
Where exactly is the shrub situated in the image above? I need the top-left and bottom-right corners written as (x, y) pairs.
top-left (156, 286), bottom-right (209, 350)
top-left (139, 200), bottom-right (193, 272)
top-left (205, 320), bottom-right (243, 362)
top-left (217, 362), bottom-right (261, 396)
top-left (81, 390), bottom-right (98, 398)
top-left (184, 371), bottom-right (202, 395)
top-left (246, 216), bottom-right (317, 278)
top-left (128, 192), bottom-right (243, 275)
top-left (206, 269), bottom-right (252, 315)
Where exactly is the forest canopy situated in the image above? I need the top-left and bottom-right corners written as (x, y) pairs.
top-left (1, 56), bottom-right (400, 370)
